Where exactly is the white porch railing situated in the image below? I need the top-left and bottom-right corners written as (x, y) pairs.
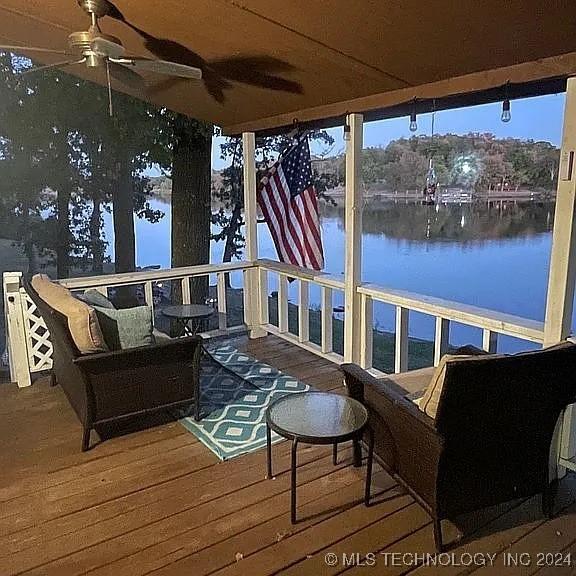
top-left (3, 259), bottom-right (547, 388)
top-left (256, 259), bottom-right (545, 376)
top-left (3, 261), bottom-right (253, 387)
top-left (256, 258), bottom-right (346, 365)
top-left (357, 284), bottom-right (545, 373)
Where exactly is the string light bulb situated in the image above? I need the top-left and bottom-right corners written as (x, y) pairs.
top-left (343, 120), bottom-right (351, 141)
top-left (501, 98), bottom-right (511, 123)
top-left (501, 82), bottom-right (511, 123)
top-left (409, 98), bottom-right (418, 132)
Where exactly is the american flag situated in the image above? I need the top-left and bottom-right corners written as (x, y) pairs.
top-left (257, 137), bottom-right (324, 270)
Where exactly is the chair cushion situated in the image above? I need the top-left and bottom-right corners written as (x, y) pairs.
top-left (152, 328), bottom-right (172, 343)
top-left (418, 354), bottom-right (481, 419)
top-left (93, 305), bottom-right (154, 350)
top-left (379, 366), bottom-right (436, 397)
top-left (77, 289), bottom-right (115, 309)
top-left (31, 274), bottom-right (108, 354)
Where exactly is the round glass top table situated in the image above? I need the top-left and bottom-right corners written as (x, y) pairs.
top-left (265, 391), bottom-right (374, 523)
top-left (161, 304), bottom-right (215, 336)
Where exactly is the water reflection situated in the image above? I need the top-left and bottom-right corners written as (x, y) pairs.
top-left (322, 200), bottom-right (555, 244)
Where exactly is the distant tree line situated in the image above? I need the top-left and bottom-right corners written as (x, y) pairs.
top-left (322, 133), bottom-right (560, 193)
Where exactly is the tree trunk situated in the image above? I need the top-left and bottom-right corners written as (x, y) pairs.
top-left (222, 202), bottom-right (243, 288)
top-left (171, 119), bottom-right (212, 305)
top-left (20, 195), bottom-right (37, 277)
top-left (90, 198), bottom-right (104, 274)
top-left (56, 188), bottom-right (71, 279)
top-left (112, 155), bottom-right (136, 274)
top-left (112, 154), bottom-right (137, 306)
top-left (222, 203), bottom-right (242, 263)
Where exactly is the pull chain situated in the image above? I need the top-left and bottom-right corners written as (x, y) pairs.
top-left (106, 59), bottom-right (113, 117)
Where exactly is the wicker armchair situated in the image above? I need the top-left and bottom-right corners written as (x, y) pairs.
top-left (24, 278), bottom-right (203, 451)
top-left (341, 342), bottom-right (576, 551)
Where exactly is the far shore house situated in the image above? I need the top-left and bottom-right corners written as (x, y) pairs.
top-left (2, 1), bottom-right (576, 572)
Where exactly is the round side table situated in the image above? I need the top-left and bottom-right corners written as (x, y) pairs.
top-left (266, 391), bottom-right (374, 523)
top-left (162, 304), bottom-right (215, 336)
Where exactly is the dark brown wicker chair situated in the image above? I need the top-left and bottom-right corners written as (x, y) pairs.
top-left (24, 278), bottom-right (203, 451)
top-left (341, 342), bottom-right (576, 551)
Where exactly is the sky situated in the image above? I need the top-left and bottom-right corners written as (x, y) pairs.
top-left (210, 92), bottom-right (567, 170)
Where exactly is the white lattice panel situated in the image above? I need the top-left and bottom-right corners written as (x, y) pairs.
top-left (21, 290), bottom-right (53, 372)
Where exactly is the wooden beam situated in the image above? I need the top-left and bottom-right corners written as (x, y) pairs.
top-left (242, 132), bottom-right (266, 338)
top-left (225, 53), bottom-right (576, 135)
top-left (544, 77), bottom-right (576, 345)
top-left (343, 113), bottom-right (364, 364)
top-left (544, 77), bottom-right (576, 477)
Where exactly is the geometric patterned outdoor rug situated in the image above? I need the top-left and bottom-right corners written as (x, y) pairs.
top-left (177, 345), bottom-right (311, 460)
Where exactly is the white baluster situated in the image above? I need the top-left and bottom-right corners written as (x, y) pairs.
top-left (278, 274), bottom-right (289, 333)
top-left (482, 329), bottom-right (498, 353)
top-left (217, 272), bottom-right (227, 330)
top-left (395, 306), bottom-right (410, 373)
top-left (434, 317), bottom-right (450, 366)
top-left (360, 294), bottom-right (373, 370)
top-left (321, 286), bottom-right (333, 354)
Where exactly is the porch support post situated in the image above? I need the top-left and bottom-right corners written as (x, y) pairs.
top-left (3, 272), bottom-right (31, 388)
top-left (242, 132), bottom-right (266, 338)
top-left (544, 77), bottom-right (576, 474)
top-left (343, 114), bottom-right (364, 364)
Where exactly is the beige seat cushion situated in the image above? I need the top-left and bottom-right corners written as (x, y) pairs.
top-left (379, 366), bottom-right (435, 397)
top-left (31, 274), bottom-right (108, 354)
top-left (418, 354), bottom-right (485, 419)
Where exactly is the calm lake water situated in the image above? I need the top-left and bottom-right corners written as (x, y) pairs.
top-left (104, 197), bottom-right (558, 354)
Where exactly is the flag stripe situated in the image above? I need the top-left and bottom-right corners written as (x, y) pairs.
top-left (292, 194), bottom-right (319, 269)
top-left (263, 178), bottom-right (300, 265)
top-left (258, 187), bottom-right (291, 263)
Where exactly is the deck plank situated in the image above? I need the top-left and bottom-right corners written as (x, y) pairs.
top-left (0, 335), bottom-right (574, 576)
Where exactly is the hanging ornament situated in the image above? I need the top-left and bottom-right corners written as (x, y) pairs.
top-left (424, 158), bottom-right (438, 204)
top-left (423, 102), bottom-right (437, 205)
top-left (409, 98), bottom-right (418, 132)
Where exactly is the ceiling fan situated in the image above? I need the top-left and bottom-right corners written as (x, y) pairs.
top-left (0, 0), bottom-right (203, 94)
top-left (0, 0), bottom-right (303, 108)
top-left (104, 0), bottom-right (303, 103)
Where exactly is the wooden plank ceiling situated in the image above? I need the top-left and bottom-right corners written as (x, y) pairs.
top-left (0, 0), bottom-right (575, 134)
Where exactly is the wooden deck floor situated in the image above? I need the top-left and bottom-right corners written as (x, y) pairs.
top-left (1, 335), bottom-right (576, 576)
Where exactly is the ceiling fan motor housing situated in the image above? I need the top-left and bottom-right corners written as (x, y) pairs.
top-left (68, 30), bottom-right (122, 66)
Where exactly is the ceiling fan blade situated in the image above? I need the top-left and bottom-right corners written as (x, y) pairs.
top-left (19, 58), bottom-right (86, 75)
top-left (105, 1), bottom-right (294, 100)
top-left (108, 61), bottom-right (145, 90)
top-left (0, 45), bottom-right (73, 56)
top-left (91, 37), bottom-right (125, 59)
top-left (106, 1), bottom-right (205, 69)
top-left (114, 58), bottom-right (202, 80)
